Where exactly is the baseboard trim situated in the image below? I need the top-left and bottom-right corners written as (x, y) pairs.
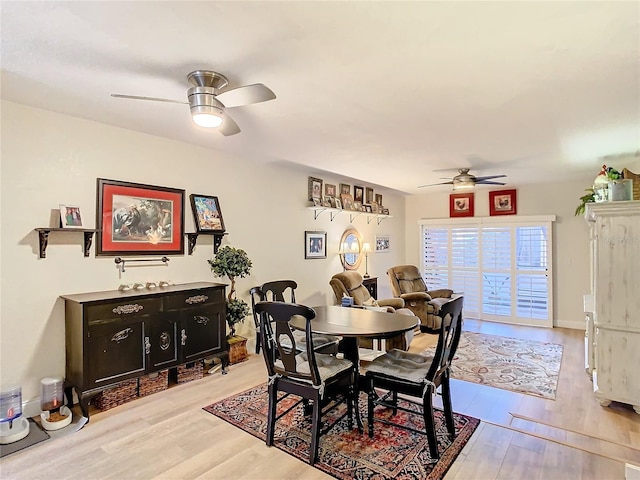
top-left (22, 397), bottom-right (42, 419)
top-left (554, 319), bottom-right (584, 330)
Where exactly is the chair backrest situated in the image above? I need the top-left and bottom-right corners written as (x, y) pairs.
top-left (261, 280), bottom-right (297, 303)
top-left (426, 296), bottom-right (463, 385)
top-left (255, 301), bottom-right (321, 385)
top-left (387, 265), bottom-right (428, 296)
top-left (329, 271), bottom-right (371, 306)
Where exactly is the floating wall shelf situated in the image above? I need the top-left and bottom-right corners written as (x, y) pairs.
top-left (34, 228), bottom-right (96, 258)
top-left (185, 232), bottom-right (228, 255)
top-left (307, 206), bottom-right (392, 225)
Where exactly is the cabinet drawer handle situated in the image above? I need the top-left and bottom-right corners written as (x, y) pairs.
top-left (195, 315), bottom-right (209, 326)
top-left (181, 328), bottom-right (187, 346)
top-left (144, 336), bottom-right (151, 354)
top-left (185, 295), bottom-right (208, 304)
top-left (112, 304), bottom-right (144, 315)
top-left (112, 328), bottom-right (133, 343)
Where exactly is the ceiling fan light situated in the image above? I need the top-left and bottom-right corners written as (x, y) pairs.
top-left (192, 111), bottom-right (223, 128)
top-left (452, 180), bottom-right (475, 190)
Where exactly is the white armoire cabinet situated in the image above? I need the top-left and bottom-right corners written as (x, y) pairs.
top-left (585, 201), bottom-right (640, 413)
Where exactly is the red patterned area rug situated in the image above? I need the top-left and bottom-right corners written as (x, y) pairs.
top-left (203, 383), bottom-right (480, 480)
top-left (424, 332), bottom-right (563, 400)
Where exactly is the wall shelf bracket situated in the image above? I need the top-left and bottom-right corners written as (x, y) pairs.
top-left (35, 228), bottom-right (96, 259)
top-left (186, 232), bottom-right (228, 255)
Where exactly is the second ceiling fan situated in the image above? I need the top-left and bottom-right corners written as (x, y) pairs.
top-left (418, 168), bottom-right (507, 190)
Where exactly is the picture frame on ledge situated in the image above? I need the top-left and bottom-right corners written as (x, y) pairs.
top-left (59, 205), bottom-right (83, 228)
top-left (305, 230), bottom-right (327, 259)
top-left (449, 192), bottom-right (475, 218)
top-left (96, 178), bottom-right (185, 256)
top-left (190, 194), bottom-right (226, 233)
top-left (489, 189), bottom-right (517, 216)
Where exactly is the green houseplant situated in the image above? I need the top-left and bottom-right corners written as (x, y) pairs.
top-left (208, 245), bottom-right (253, 337)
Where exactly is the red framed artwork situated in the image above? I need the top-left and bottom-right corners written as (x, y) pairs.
top-left (489, 189), bottom-right (517, 216)
top-left (449, 193), bottom-right (474, 217)
top-left (96, 178), bottom-right (185, 256)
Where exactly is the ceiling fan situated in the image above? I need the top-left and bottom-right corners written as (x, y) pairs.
top-left (111, 70), bottom-right (276, 136)
top-left (418, 168), bottom-right (507, 190)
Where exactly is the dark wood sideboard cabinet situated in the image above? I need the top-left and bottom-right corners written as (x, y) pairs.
top-left (61, 282), bottom-right (228, 420)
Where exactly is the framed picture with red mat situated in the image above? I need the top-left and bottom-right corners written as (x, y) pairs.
top-left (449, 192), bottom-right (474, 218)
top-left (489, 188), bottom-right (517, 216)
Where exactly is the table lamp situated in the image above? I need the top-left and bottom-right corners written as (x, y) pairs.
top-left (362, 242), bottom-right (372, 278)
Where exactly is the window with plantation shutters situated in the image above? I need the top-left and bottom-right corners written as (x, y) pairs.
top-left (420, 216), bottom-right (554, 327)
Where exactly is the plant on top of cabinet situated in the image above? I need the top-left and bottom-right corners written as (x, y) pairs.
top-left (208, 245), bottom-right (252, 337)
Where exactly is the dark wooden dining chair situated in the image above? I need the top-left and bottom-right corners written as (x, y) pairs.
top-left (250, 280), bottom-right (340, 355)
top-left (254, 300), bottom-right (359, 465)
top-left (365, 296), bottom-right (464, 460)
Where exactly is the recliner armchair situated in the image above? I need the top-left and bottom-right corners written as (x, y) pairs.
top-left (386, 265), bottom-right (453, 332)
top-left (329, 271), bottom-right (417, 351)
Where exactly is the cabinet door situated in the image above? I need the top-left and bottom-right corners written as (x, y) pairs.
top-left (180, 302), bottom-right (225, 361)
top-left (88, 317), bottom-right (146, 386)
top-left (147, 315), bottom-right (179, 370)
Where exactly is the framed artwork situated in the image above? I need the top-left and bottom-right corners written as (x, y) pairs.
top-left (375, 235), bottom-right (390, 253)
top-left (371, 202), bottom-right (379, 214)
top-left (334, 197), bottom-right (343, 209)
top-left (59, 205), bottom-right (83, 228)
top-left (308, 176), bottom-right (323, 201)
top-left (305, 230), bottom-right (327, 259)
top-left (449, 192), bottom-right (475, 218)
top-left (325, 183), bottom-right (337, 198)
top-left (189, 194), bottom-right (225, 233)
top-left (353, 185), bottom-right (364, 203)
top-left (489, 189), bottom-right (517, 216)
top-left (340, 183), bottom-right (351, 195)
top-left (341, 193), bottom-right (355, 211)
top-left (96, 178), bottom-right (185, 256)
top-left (375, 193), bottom-right (383, 206)
top-left (365, 187), bottom-right (374, 204)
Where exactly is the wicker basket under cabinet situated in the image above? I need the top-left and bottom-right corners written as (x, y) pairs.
top-left (138, 370), bottom-right (169, 397)
top-left (93, 379), bottom-right (138, 411)
top-left (175, 361), bottom-right (204, 384)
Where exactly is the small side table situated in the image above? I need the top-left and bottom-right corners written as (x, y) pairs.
top-left (362, 276), bottom-right (378, 300)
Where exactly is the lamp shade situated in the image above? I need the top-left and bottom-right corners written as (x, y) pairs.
top-left (361, 242), bottom-right (372, 253)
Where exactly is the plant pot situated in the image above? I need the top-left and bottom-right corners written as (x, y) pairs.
top-left (227, 335), bottom-right (248, 364)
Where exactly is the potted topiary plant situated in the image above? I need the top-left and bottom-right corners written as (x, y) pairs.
top-left (208, 245), bottom-right (253, 338)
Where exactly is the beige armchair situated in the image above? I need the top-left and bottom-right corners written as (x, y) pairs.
top-left (386, 265), bottom-right (454, 332)
top-left (329, 271), bottom-right (417, 351)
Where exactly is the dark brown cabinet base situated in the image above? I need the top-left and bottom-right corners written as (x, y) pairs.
top-left (61, 282), bottom-right (228, 420)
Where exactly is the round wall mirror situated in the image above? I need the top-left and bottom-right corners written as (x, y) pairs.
top-left (340, 228), bottom-right (363, 270)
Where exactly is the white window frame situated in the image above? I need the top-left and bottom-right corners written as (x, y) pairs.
top-left (419, 215), bottom-right (556, 328)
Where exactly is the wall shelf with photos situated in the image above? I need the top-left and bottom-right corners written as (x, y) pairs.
top-left (307, 206), bottom-right (392, 225)
top-left (34, 228), bottom-right (97, 259)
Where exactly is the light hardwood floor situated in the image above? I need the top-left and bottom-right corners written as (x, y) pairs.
top-left (1, 321), bottom-right (638, 479)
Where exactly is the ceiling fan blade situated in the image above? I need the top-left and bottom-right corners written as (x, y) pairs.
top-left (111, 93), bottom-right (187, 105)
top-left (219, 113), bottom-right (241, 136)
top-left (216, 83), bottom-right (276, 108)
top-left (417, 181), bottom-right (454, 188)
top-left (475, 174), bottom-right (507, 182)
top-left (477, 180), bottom-right (506, 185)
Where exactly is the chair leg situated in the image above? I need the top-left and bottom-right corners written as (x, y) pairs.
top-left (309, 394), bottom-right (322, 465)
top-left (441, 373), bottom-right (455, 438)
top-left (266, 382), bottom-right (278, 447)
top-left (392, 390), bottom-right (398, 415)
top-left (423, 390), bottom-right (439, 460)
top-left (367, 381), bottom-right (375, 438)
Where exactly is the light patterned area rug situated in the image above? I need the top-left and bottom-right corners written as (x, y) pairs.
top-left (424, 331), bottom-right (563, 399)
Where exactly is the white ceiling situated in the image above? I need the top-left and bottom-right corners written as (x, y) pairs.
top-left (2, 1), bottom-right (639, 194)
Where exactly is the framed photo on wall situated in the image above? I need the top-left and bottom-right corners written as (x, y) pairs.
top-left (353, 185), bottom-right (364, 203)
top-left (59, 205), bottom-right (83, 228)
top-left (449, 192), bottom-right (475, 218)
top-left (325, 183), bottom-right (337, 198)
top-left (308, 177), bottom-right (323, 202)
top-left (339, 183), bottom-right (351, 195)
top-left (365, 187), bottom-right (374, 204)
top-left (489, 189), bottom-right (517, 216)
top-left (189, 194), bottom-right (225, 233)
top-left (96, 178), bottom-right (185, 256)
top-left (305, 230), bottom-right (327, 259)
top-left (375, 235), bottom-right (390, 253)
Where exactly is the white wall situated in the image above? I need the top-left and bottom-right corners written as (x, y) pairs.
top-left (404, 178), bottom-right (640, 329)
top-left (0, 101), bottom-right (407, 401)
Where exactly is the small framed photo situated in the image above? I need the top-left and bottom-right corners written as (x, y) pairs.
top-left (382, 208), bottom-right (390, 215)
top-left (375, 193), bottom-right (383, 206)
top-left (353, 201), bottom-right (362, 212)
top-left (489, 189), bottom-right (517, 216)
top-left (375, 235), bottom-right (390, 253)
top-left (450, 192), bottom-right (475, 218)
top-left (322, 197), bottom-right (332, 207)
top-left (341, 193), bottom-right (354, 210)
top-left (353, 185), bottom-right (364, 203)
top-left (334, 197), bottom-right (343, 209)
top-left (325, 183), bottom-right (337, 198)
top-left (340, 183), bottom-right (351, 195)
top-left (371, 202), bottom-right (379, 214)
top-left (60, 205), bottom-right (83, 228)
top-left (308, 177), bottom-right (323, 202)
top-left (190, 194), bottom-right (225, 233)
top-left (305, 230), bottom-right (327, 259)
top-left (365, 187), bottom-right (374, 204)
top-left (365, 204), bottom-right (372, 213)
